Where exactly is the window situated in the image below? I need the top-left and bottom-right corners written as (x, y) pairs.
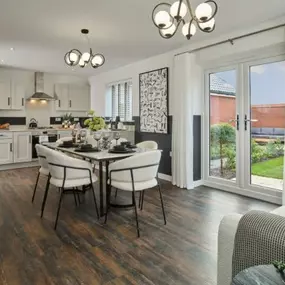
top-left (106, 80), bottom-right (132, 121)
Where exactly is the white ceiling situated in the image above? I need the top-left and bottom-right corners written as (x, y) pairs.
top-left (0, 0), bottom-right (284, 77)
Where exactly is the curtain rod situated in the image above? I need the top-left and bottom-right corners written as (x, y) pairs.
top-left (174, 23), bottom-right (285, 57)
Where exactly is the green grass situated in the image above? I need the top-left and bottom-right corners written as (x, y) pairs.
top-left (252, 156), bottom-right (284, 179)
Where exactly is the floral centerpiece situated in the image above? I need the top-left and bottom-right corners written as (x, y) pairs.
top-left (84, 110), bottom-right (105, 131)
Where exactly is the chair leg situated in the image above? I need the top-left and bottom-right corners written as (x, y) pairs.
top-left (139, 191), bottom-right (142, 208)
top-left (157, 182), bottom-right (167, 225)
top-left (114, 188), bottom-right (118, 199)
top-left (31, 171), bottom-right (40, 203)
top-left (40, 176), bottom-right (50, 218)
top-left (140, 191), bottom-right (145, 210)
top-left (90, 183), bottom-right (99, 219)
top-left (132, 190), bottom-right (140, 237)
top-left (54, 189), bottom-right (64, 230)
top-left (104, 185), bottom-right (111, 224)
top-left (72, 188), bottom-right (78, 207)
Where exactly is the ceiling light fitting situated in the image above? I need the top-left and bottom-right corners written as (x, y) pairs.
top-left (64, 29), bottom-right (105, 69)
top-left (152, 0), bottom-right (218, 40)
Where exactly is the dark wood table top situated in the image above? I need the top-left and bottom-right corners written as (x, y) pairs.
top-left (232, 265), bottom-right (285, 285)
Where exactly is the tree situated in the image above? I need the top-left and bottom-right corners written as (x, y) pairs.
top-left (210, 123), bottom-right (236, 175)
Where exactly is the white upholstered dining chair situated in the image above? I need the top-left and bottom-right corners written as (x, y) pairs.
top-left (41, 147), bottom-right (99, 229)
top-left (32, 144), bottom-right (50, 203)
top-left (105, 150), bottom-right (166, 237)
top-left (136, 141), bottom-right (158, 150)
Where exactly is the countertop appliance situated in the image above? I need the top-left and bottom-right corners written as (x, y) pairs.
top-left (31, 129), bottom-right (58, 159)
top-left (29, 118), bottom-right (38, 128)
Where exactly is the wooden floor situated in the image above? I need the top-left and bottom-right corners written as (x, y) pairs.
top-left (0, 167), bottom-right (276, 285)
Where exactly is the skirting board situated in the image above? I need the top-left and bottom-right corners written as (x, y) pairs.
top-left (0, 161), bottom-right (39, 171)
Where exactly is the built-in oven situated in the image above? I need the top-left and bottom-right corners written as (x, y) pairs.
top-left (32, 131), bottom-right (58, 159)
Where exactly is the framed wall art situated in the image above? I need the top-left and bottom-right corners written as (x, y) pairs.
top-left (139, 67), bottom-right (169, 134)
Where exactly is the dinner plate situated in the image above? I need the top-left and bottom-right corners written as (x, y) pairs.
top-left (108, 149), bottom-right (136, 154)
top-left (74, 147), bottom-right (100, 153)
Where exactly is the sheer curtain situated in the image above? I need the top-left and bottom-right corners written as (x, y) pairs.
top-left (172, 53), bottom-right (201, 189)
top-left (283, 146), bottom-right (285, 204)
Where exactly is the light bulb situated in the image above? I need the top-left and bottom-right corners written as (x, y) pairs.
top-left (161, 24), bottom-right (176, 38)
top-left (195, 3), bottom-right (212, 21)
top-left (69, 52), bottom-right (78, 63)
top-left (82, 52), bottom-right (91, 63)
top-left (154, 10), bottom-right (172, 28)
top-left (170, 1), bottom-right (187, 19)
top-left (199, 18), bottom-right (215, 31)
top-left (182, 22), bottom-right (196, 38)
top-left (91, 54), bottom-right (104, 67)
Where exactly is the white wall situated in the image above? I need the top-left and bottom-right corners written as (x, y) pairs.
top-left (89, 18), bottom-right (285, 117)
top-left (0, 67), bottom-right (89, 126)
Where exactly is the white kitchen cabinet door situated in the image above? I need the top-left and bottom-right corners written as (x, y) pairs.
top-left (13, 132), bottom-right (32, 163)
top-left (12, 83), bottom-right (25, 110)
top-left (55, 84), bottom-right (69, 111)
top-left (0, 138), bottom-right (13, 165)
top-left (57, 130), bottom-right (72, 139)
top-left (68, 86), bottom-right (90, 111)
top-left (0, 80), bottom-right (11, 109)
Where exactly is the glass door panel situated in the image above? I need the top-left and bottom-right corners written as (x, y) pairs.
top-left (248, 60), bottom-right (285, 190)
top-left (209, 69), bottom-right (237, 181)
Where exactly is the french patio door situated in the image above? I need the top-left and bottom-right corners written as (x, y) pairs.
top-left (204, 56), bottom-right (285, 203)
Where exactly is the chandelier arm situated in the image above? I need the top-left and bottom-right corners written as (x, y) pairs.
top-left (176, 0), bottom-right (183, 19)
top-left (152, 3), bottom-right (174, 29)
top-left (158, 18), bottom-right (184, 39)
top-left (196, 0), bottom-right (218, 23)
top-left (185, 0), bottom-right (195, 20)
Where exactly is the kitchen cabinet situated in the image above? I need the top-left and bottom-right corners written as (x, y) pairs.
top-left (57, 130), bottom-right (72, 139)
top-left (13, 132), bottom-right (32, 163)
top-left (54, 84), bottom-right (90, 112)
top-left (0, 79), bottom-right (25, 110)
top-left (0, 133), bottom-right (13, 165)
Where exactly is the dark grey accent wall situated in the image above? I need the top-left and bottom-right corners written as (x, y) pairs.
top-left (0, 117), bottom-right (26, 125)
top-left (193, 115), bottom-right (202, 181)
top-left (133, 116), bottom-right (172, 176)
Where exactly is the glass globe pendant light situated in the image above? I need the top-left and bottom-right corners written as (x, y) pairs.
top-left (152, 0), bottom-right (218, 40)
top-left (64, 29), bottom-right (105, 69)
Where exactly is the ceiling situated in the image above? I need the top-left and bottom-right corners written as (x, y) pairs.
top-left (0, 0), bottom-right (284, 77)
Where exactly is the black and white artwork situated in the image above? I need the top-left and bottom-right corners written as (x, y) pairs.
top-left (139, 67), bottom-right (169, 134)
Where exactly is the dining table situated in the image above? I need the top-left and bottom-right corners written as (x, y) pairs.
top-left (43, 142), bottom-right (154, 216)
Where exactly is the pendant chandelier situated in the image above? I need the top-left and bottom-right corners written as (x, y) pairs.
top-left (64, 29), bottom-right (105, 69)
top-left (152, 0), bottom-right (218, 40)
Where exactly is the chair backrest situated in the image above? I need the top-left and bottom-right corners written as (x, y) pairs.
top-left (56, 137), bottom-right (73, 144)
top-left (109, 150), bottom-right (161, 183)
top-left (35, 144), bottom-right (49, 169)
top-left (111, 138), bottom-right (128, 148)
top-left (136, 141), bottom-right (158, 150)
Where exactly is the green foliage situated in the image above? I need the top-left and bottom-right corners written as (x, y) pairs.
top-left (84, 110), bottom-right (105, 131)
top-left (273, 261), bottom-right (285, 273)
top-left (251, 140), bottom-right (266, 163)
top-left (252, 156), bottom-right (284, 179)
top-left (266, 139), bottom-right (284, 158)
top-left (62, 112), bottom-right (73, 123)
top-left (225, 145), bottom-right (236, 170)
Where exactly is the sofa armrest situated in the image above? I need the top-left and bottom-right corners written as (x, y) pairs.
top-left (217, 213), bottom-right (242, 285)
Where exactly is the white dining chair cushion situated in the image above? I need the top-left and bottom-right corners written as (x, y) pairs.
top-left (35, 144), bottom-right (50, 175)
top-left (110, 178), bottom-right (158, 192)
top-left (56, 137), bottom-right (73, 144)
top-left (136, 141), bottom-right (158, 150)
top-left (109, 150), bottom-right (161, 184)
top-left (110, 138), bottom-right (128, 148)
top-left (46, 148), bottom-right (95, 181)
top-left (50, 175), bottom-right (97, 188)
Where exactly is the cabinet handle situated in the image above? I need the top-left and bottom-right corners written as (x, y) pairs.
top-left (10, 143), bottom-right (12, 152)
top-left (22, 98), bottom-right (24, 106)
top-left (69, 100), bottom-right (72, 108)
top-left (58, 100), bottom-right (61, 108)
top-left (8, 97), bottom-right (10, 106)
top-left (29, 135), bottom-right (31, 144)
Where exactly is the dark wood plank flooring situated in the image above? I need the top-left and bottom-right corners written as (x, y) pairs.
top-left (0, 167), bottom-right (276, 285)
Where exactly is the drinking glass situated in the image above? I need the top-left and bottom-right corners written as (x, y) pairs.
top-left (114, 132), bottom-right (120, 145)
top-left (93, 132), bottom-right (102, 149)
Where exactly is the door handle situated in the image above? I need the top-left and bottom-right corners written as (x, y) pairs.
top-left (229, 114), bottom-right (239, 131)
top-left (8, 97), bottom-right (10, 106)
top-left (244, 115), bottom-right (258, 131)
top-left (10, 143), bottom-right (13, 152)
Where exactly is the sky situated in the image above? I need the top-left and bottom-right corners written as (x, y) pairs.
top-left (215, 60), bottom-right (285, 105)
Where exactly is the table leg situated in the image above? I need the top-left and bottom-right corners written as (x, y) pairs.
top-left (105, 161), bottom-right (109, 215)
top-left (99, 161), bottom-right (104, 217)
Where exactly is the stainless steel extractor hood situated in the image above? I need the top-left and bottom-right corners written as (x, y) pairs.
top-left (28, 72), bottom-right (55, 101)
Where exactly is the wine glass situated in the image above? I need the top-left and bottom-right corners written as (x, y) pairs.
top-left (80, 129), bottom-right (87, 144)
top-left (114, 132), bottom-right (120, 145)
top-left (102, 131), bottom-right (111, 149)
top-left (93, 132), bottom-right (102, 149)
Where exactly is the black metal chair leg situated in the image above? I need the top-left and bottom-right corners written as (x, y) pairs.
top-left (104, 185), bottom-right (111, 224)
top-left (114, 189), bottom-right (118, 199)
top-left (40, 176), bottom-right (51, 218)
top-left (90, 183), bottom-right (99, 219)
top-left (139, 191), bottom-right (142, 209)
top-left (54, 189), bottom-right (64, 230)
top-left (32, 171), bottom-right (40, 203)
top-left (132, 190), bottom-right (140, 237)
top-left (140, 191), bottom-right (145, 210)
top-left (73, 188), bottom-right (78, 206)
top-left (157, 182), bottom-right (167, 225)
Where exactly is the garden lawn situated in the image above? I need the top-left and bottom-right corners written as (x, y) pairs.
top-left (251, 156), bottom-right (284, 179)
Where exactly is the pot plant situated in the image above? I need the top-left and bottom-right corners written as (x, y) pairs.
top-left (62, 113), bottom-right (73, 129)
top-left (84, 110), bottom-right (105, 132)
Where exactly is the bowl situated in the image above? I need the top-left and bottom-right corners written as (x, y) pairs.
top-left (80, 144), bottom-right (93, 150)
top-left (113, 145), bottom-right (126, 151)
top-left (121, 141), bottom-right (131, 147)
